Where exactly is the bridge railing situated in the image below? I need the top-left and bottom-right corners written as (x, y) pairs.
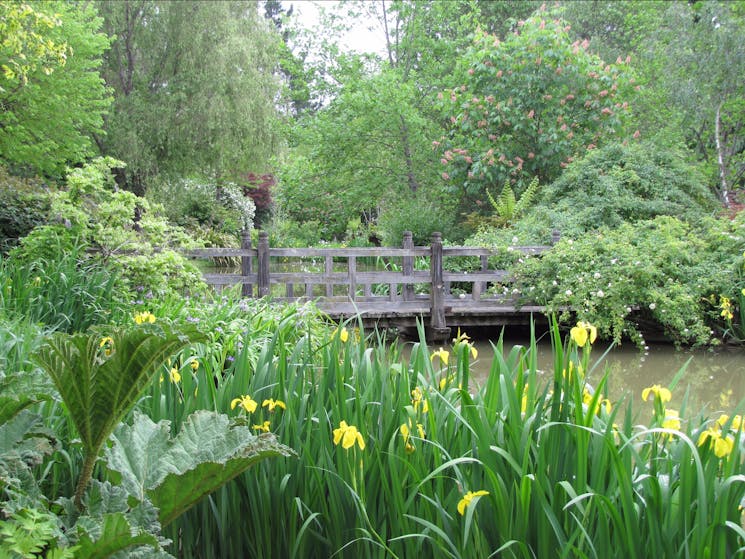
top-left (183, 230), bottom-right (558, 336)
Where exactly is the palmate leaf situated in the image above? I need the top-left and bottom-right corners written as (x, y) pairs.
top-left (105, 410), bottom-right (296, 526)
top-left (33, 324), bottom-right (204, 505)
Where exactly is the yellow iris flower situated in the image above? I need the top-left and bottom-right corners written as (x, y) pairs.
top-left (453, 329), bottom-right (478, 359)
top-left (720, 296), bottom-right (734, 321)
top-left (698, 427), bottom-right (735, 458)
top-left (570, 321), bottom-right (597, 347)
top-left (231, 395), bottom-right (258, 413)
top-left (430, 348), bottom-right (450, 365)
top-left (582, 388), bottom-right (611, 415)
top-left (642, 384), bottom-right (672, 403)
top-left (253, 421), bottom-right (271, 432)
top-left (262, 398), bottom-right (286, 412)
top-left (334, 327), bottom-right (349, 343)
top-left (661, 408), bottom-right (680, 431)
top-left (332, 420), bottom-right (365, 450)
top-left (134, 311), bottom-right (156, 324)
top-left (400, 421), bottom-right (425, 454)
top-left (457, 490), bottom-right (489, 516)
top-left (411, 387), bottom-right (429, 414)
top-left (99, 336), bottom-right (114, 357)
top-left (169, 367), bottom-right (181, 383)
top-left (400, 423), bottom-right (415, 454)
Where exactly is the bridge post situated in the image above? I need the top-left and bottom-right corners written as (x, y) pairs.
top-left (240, 229), bottom-right (253, 297)
top-left (258, 231), bottom-right (270, 297)
top-left (402, 231), bottom-right (414, 301)
top-left (429, 232), bottom-right (450, 341)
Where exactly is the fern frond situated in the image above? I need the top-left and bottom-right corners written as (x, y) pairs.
top-left (514, 176), bottom-right (540, 215)
top-left (485, 186), bottom-right (500, 212)
top-left (497, 184), bottom-right (517, 219)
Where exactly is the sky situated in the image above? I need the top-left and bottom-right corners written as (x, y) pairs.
top-left (287, 0), bottom-right (387, 55)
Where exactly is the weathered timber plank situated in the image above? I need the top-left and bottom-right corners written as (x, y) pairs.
top-left (260, 271), bottom-right (430, 284)
top-left (443, 246), bottom-right (550, 256)
top-left (348, 256), bottom-right (357, 299)
top-left (183, 248), bottom-right (255, 257)
top-left (430, 233), bottom-right (448, 336)
top-left (442, 271), bottom-right (510, 282)
top-left (268, 247), bottom-right (430, 258)
top-left (325, 256), bottom-right (333, 297)
top-left (203, 273), bottom-right (257, 285)
top-left (403, 232), bottom-right (415, 301)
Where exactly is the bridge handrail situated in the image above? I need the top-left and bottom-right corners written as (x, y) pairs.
top-left (188, 230), bottom-right (559, 336)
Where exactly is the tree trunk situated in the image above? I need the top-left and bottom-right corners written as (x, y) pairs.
top-left (399, 116), bottom-right (419, 193)
top-left (715, 101), bottom-right (731, 208)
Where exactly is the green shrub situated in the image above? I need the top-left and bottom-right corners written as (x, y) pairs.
top-left (378, 193), bottom-right (458, 246)
top-left (119, 251), bottom-right (206, 300)
top-left (0, 167), bottom-right (53, 253)
top-left (11, 159), bottom-right (206, 301)
top-left (262, 215), bottom-right (325, 247)
top-left (190, 226), bottom-right (242, 267)
top-left (534, 141), bottom-right (719, 236)
top-left (147, 176), bottom-right (255, 235)
top-left (512, 215), bottom-right (743, 346)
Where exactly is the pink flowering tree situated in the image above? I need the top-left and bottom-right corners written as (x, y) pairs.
top-left (435, 5), bottom-right (639, 206)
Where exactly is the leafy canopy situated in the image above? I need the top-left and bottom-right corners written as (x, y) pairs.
top-left (437, 4), bottom-right (637, 204)
top-left (0, 1), bottom-right (111, 176)
top-left (98, 0), bottom-right (282, 186)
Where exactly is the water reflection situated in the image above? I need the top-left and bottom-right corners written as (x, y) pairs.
top-left (464, 337), bottom-right (745, 417)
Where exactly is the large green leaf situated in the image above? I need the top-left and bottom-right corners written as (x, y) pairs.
top-left (73, 512), bottom-right (160, 559)
top-left (105, 410), bottom-right (295, 526)
top-left (0, 410), bottom-right (56, 505)
top-left (33, 324), bottom-right (204, 505)
top-left (0, 410), bottom-right (55, 461)
top-left (0, 395), bottom-right (38, 426)
top-left (0, 368), bottom-right (53, 426)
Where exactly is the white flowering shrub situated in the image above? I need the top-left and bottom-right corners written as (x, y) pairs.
top-left (512, 216), bottom-right (744, 347)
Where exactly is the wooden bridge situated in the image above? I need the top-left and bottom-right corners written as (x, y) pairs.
top-left (184, 231), bottom-right (559, 340)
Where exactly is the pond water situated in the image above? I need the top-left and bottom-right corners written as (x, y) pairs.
top-left (453, 335), bottom-right (745, 417)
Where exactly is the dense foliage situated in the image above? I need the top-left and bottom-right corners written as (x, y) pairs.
top-left (0, 1), bottom-right (111, 176)
top-left (437, 5), bottom-right (637, 207)
top-left (5, 293), bottom-right (745, 556)
top-left (3, 2), bottom-right (745, 555)
top-left (534, 141), bottom-right (719, 235)
top-left (0, 168), bottom-right (52, 252)
top-left (97, 0), bottom-right (281, 192)
top-left (10, 159), bottom-right (206, 299)
top-left (512, 215), bottom-right (745, 347)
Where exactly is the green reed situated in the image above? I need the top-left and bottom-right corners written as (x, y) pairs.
top-left (13, 273), bottom-right (742, 557)
top-left (0, 243), bottom-right (126, 333)
top-left (136, 313), bottom-right (745, 558)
